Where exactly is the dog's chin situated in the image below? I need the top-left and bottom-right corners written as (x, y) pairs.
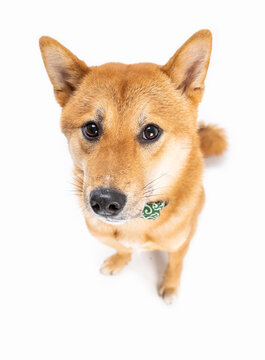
top-left (99, 217), bottom-right (128, 225)
top-left (88, 210), bottom-right (141, 225)
top-left (86, 208), bottom-right (142, 225)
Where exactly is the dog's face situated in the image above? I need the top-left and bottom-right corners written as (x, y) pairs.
top-left (40, 30), bottom-right (212, 224)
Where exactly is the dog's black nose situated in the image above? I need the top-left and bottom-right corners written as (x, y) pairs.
top-left (90, 188), bottom-right (126, 217)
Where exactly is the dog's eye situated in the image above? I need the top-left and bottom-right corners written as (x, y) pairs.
top-left (142, 124), bottom-right (161, 141)
top-left (82, 122), bottom-right (100, 140)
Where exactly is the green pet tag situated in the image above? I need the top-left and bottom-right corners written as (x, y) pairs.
top-left (141, 201), bottom-right (167, 220)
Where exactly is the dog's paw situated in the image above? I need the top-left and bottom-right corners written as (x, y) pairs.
top-left (158, 284), bottom-right (177, 305)
top-left (100, 253), bottom-right (131, 276)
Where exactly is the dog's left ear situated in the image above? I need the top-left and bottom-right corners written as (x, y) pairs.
top-left (39, 36), bottom-right (89, 106)
top-left (161, 30), bottom-right (212, 104)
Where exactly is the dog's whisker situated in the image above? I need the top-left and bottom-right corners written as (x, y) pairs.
top-left (142, 183), bottom-right (172, 197)
top-left (141, 193), bottom-right (166, 200)
top-left (143, 187), bottom-right (171, 198)
top-left (142, 173), bottom-right (168, 190)
top-left (143, 185), bottom-right (171, 195)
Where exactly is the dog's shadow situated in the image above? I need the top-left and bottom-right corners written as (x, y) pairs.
top-left (135, 251), bottom-right (168, 290)
top-left (152, 251), bottom-right (168, 284)
top-left (204, 154), bottom-right (228, 168)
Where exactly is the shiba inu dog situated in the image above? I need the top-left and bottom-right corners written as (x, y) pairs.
top-left (39, 30), bottom-right (227, 304)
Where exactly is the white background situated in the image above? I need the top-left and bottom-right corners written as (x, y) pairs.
top-left (1, 0), bottom-right (265, 359)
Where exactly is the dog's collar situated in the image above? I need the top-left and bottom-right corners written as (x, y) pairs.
top-left (141, 201), bottom-right (168, 220)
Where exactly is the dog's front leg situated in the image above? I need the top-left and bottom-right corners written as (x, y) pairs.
top-left (99, 238), bottom-right (132, 276)
top-left (100, 251), bottom-right (132, 275)
top-left (159, 241), bottom-right (189, 304)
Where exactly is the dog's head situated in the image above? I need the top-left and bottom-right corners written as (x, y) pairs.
top-left (39, 30), bottom-right (212, 224)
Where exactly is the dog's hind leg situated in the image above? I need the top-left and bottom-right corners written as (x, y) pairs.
top-left (159, 190), bottom-right (205, 303)
top-left (158, 241), bottom-right (189, 304)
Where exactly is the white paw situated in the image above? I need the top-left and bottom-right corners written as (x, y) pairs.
top-left (162, 292), bottom-right (177, 305)
top-left (100, 253), bottom-right (131, 276)
top-left (158, 285), bottom-right (177, 305)
top-left (100, 261), bottom-right (123, 275)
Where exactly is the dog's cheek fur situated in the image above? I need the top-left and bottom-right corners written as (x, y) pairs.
top-left (142, 137), bottom-right (192, 200)
top-left (66, 133), bottom-right (88, 171)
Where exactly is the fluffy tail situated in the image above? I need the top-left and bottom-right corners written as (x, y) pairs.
top-left (198, 122), bottom-right (227, 157)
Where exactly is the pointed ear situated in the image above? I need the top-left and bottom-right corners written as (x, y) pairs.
top-left (39, 36), bottom-right (89, 106)
top-left (161, 30), bottom-right (212, 104)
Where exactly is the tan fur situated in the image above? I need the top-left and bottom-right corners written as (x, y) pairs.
top-left (198, 122), bottom-right (227, 156)
top-left (39, 30), bottom-right (227, 303)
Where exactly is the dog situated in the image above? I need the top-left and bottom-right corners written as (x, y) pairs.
top-left (39, 30), bottom-right (227, 304)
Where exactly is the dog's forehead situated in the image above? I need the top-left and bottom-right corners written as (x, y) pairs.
top-left (91, 62), bottom-right (161, 81)
top-left (83, 62), bottom-right (168, 102)
top-left (76, 63), bottom-right (173, 111)
top-left (61, 62), bottom-right (189, 131)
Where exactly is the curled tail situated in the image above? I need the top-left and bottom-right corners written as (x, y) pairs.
top-left (198, 122), bottom-right (227, 157)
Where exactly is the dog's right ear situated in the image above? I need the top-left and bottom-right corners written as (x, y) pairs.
top-left (39, 37), bottom-right (89, 106)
